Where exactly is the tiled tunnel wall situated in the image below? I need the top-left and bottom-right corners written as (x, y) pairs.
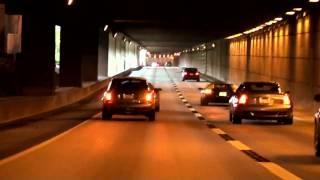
top-left (179, 11), bottom-right (320, 111)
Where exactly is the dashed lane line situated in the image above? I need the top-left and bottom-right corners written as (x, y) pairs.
top-left (163, 67), bottom-right (302, 180)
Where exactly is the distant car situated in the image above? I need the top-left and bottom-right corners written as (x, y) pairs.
top-left (200, 83), bottom-right (235, 105)
top-left (229, 82), bottom-right (293, 124)
top-left (314, 94), bottom-right (320, 156)
top-left (182, 68), bottom-right (200, 82)
top-left (101, 77), bottom-right (159, 121)
top-left (151, 62), bottom-right (159, 67)
top-left (165, 61), bottom-right (172, 67)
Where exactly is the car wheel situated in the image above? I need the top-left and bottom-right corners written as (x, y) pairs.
top-left (282, 118), bottom-right (293, 125)
top-left (147, 111), bottom-right (156, 121)
top-left (231, 113), bottom-right (242, 124)
top-left (182, 78), bottom-right (185, 81)
top-left (200, 97), bottom-right (208, 106)
top-left (102, 109), bottom-right (112, 120)
top-left (197, 78), bottom-right (200, 82)
top-left (155, 104), bottom-right (160, 112)
top-left (315, 119), bottom-right (320, 157)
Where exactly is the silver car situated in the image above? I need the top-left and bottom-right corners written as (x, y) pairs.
top-left (229, 82), bottom-right (293, 124)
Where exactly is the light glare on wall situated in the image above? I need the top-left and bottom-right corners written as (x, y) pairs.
top-left (67, 0), bottom-right (74, 6)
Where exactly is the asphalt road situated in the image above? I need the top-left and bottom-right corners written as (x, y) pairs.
top-left (0, 67), bottom-right (319, 179)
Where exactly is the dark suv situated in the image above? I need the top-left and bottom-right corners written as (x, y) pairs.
top-left (101, 77), bottom-right (157, 121)
top-left (182, 68), bottom-right (200, 82)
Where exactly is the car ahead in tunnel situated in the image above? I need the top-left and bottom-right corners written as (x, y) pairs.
top-left (313, 94), bottom-right (320, 156)
top-left (229, 82), bottom-right (293, 124)
top-left (199, 83), bottom-right (235, 106)
top-left (101, 77), bottom-right (160, 121)
top-left (182, 68), bottom-right (200, 82)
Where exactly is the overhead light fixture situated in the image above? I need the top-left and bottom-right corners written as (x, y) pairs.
top-left (113, 33), bottom-right (118, 38)
top-left (286, 11), bottom-right (295, 15)
top-left (67, 0), bottom-right (74, 6)
top-left (309, 0), bottom-right (319, 3)
top-left (103, 25), bottom-right (109, 31)
top-left (225, 33), bottom-right (243, 39)
top-left (212, 43), bottom-right (215, 48)
top-left (274, 17), bottom-right (283, 21)
top-left (293, 8), bottom-right (302, 11)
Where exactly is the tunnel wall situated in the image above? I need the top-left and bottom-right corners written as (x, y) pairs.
top-left (107, 32), bottom-right (140, 77)
top-left (179, 10), bottom-right (320, 111)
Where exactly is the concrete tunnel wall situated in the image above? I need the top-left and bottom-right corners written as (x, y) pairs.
top-left (179, 10), bottom-right (320, 111)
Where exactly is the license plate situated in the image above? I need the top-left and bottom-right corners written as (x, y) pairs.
top-left (219, 92), bottom-right (227, 97)
top-left (124, 94), bottom-right (134, 100)
top-left (259, 97), bottom-right (270, 104)
top-left (190, 73), bottom-right (194, 76)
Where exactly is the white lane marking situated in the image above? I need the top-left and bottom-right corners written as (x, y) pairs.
top-left (179, 95), bottom-right (184, 98)
top-left (228, 140), bottom-right (251, 151)
top-left (259, 162), bottom-right (301, 180)
top-left (185, 103), bottom-right (191, 106)
top-left (194, 113), bottom-right (202, 117)
top-left (0, 113), bottom-right (100, 166)
top-left (211, 128), bottom-right (227, 135)
top-left (182, 99), bottom-right (188, 102)
top-left (189, 108), bottom-right (196, 112)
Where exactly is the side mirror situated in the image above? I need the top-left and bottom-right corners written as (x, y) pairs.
top-left (314, 94), bottom-right (320, 102)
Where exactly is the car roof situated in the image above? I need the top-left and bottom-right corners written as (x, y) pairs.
top-left (112, 77), bottom-right (147, 81)
top-left (242, 81), bottom-right (279, 85)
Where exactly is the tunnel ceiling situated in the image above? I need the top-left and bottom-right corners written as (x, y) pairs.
top-left (18, 0), bottom-right (311, 53)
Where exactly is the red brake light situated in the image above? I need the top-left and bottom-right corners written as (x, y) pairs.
top-left (183, 72), bottom-right (187, 75)
top-left (102, 91), bottom-right (112, 102)
top-left (239, 94), bottom-right (248, 104)
top-left (146, 91), bottom-right (154, 102)
top-left (196, 72), bottom-right (200, 76)
top-left (283, 94), bottom-right (291, 105)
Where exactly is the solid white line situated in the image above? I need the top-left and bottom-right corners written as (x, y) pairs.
top-left (194, 113), bottom-right (202, 117)
top-left (259, 162), bottom-right (301, 180)
top-left (189, 108), bottom-right (196, 112)
top-left (211, 128), bottom-right (227, 135)
top-left (182, 99), bottom-right (188, 102)
top-left (185, 103), bottom-right (191, 106)
top-left (228, 140), bottom-right (251, 151)
top-left (0, 113), bottom-right (100, 166)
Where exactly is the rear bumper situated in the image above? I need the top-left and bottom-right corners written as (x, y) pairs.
top-left (234, 108), bottom-right (293, 120)
top-left (234, 107), bottom-right (293, 120)
top-left (206, 95), bottom-right (231, 103)
top-left (103, 103), bottom-right (154, 115)
top-left (183, 75), bottom-right (199, 80)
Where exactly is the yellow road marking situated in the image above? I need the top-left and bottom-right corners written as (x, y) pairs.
top-left (228, 140), bottom-right (251, 151)
top-left (259, 162), bottom-right (301, 180)
top-left (211, 128), bottom-right (227, 135)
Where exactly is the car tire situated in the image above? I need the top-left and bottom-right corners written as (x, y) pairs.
top-left (147, 111), bottom-right (156, 121)
top-left (315, 118), bottom-right (320, 157)
top-left (197, 78), bottom-right (200, 82)
top-left (282, 118), bottom-right (293, 125)
top-left (155, 104), bottom-right (160, 112)
top-left (102, 109), bottom-right (112, 120)
top-left (182, 78), bottom-right (185, 81)
top-left (231, 113), bottom-right (242, 124)
top-left (200, 97), bottom-right (208, 106)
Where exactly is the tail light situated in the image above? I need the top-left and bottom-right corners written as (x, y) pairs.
top-left (201, 89), bottom-right (212, 95)
top-left (102, 91), bottom-right (112, 103)
top-left (146, 91), bottom-right (154, 102)
top-left (283, 94), bottom-right (291, 105)
top-left (195, 72), bottom-right (200, 76)
top-left (239, 94), bottom-right (248, 104)
top-left (183, 72), bottom-right (188, 76)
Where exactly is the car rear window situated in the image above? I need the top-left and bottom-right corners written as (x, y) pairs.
top-left (245, 83), bottom-right (280, 93)
top-left (111, 79), bottom-right (148, 92)
top-left (185, 68), bottom-right (198, 73)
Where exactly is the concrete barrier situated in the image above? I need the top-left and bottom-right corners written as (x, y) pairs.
top-left (0, 66), bottom-right (142, 126)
